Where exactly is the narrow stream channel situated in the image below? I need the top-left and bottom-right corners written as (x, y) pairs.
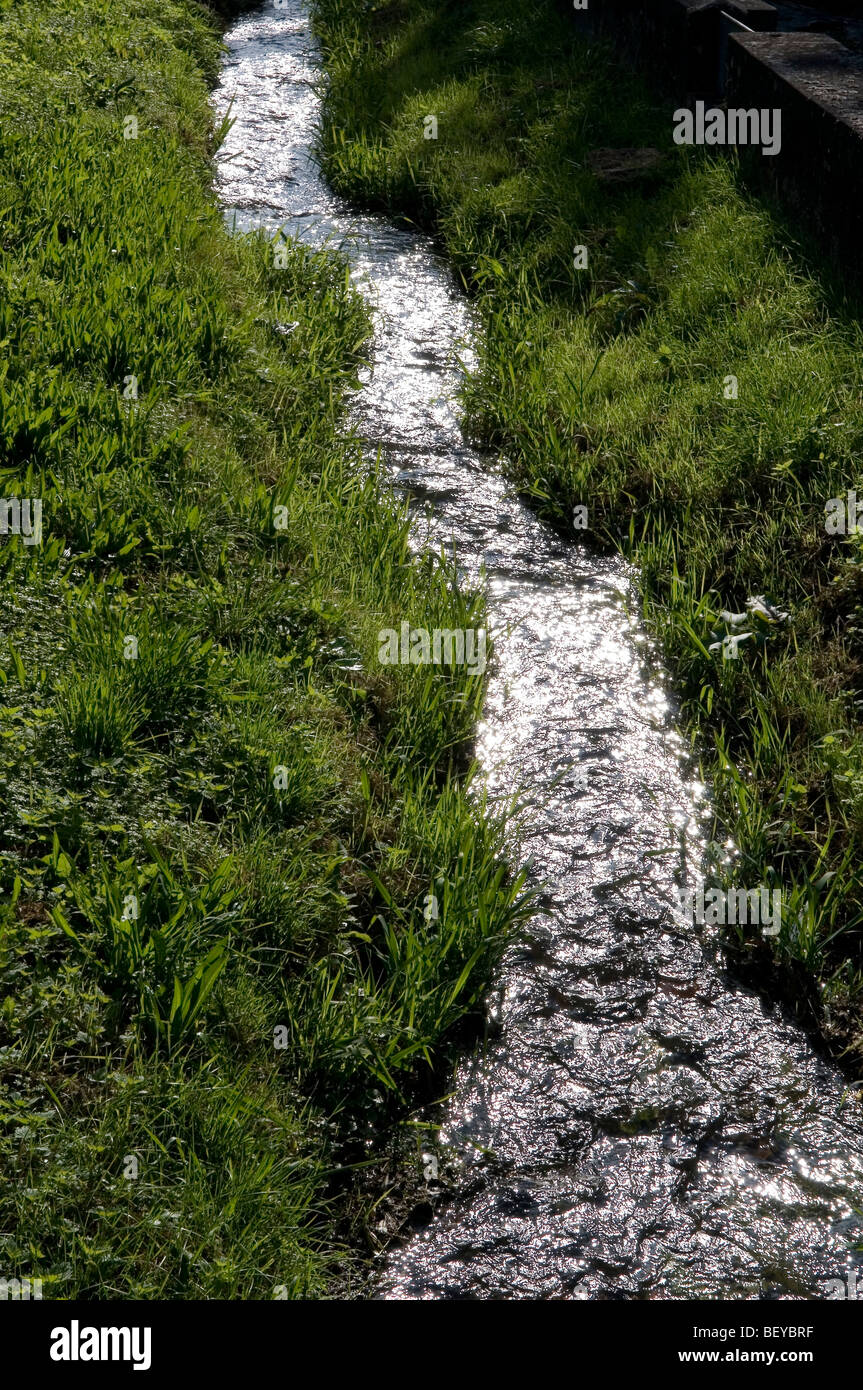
top-left (213, 1), bottom-right (863, 1299)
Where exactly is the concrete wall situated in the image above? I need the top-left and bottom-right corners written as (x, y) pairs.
top-left (585, 1), bottom-right (863, 271)
top-left (727, 32), bottom-right (863, 265)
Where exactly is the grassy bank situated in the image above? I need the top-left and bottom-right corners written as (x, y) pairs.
top-left (0, 0), bottom-right (530, 1297)
top-left (310, 0), bottom-right (863, 1055)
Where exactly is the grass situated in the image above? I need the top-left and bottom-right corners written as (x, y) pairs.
top-left (0, 0), bottom-right (533, 1298)
top-left (309, 0), bottom-right (863, 1055)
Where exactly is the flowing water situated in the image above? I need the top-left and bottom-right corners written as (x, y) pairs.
top-left (213, 1), bottom-right (863, 1300)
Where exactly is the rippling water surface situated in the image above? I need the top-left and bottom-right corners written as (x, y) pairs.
top-left (213, 1), bottom-right (863, 1299)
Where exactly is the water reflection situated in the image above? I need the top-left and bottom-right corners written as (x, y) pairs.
top-left (214, 2), bottom-right (863, 1300)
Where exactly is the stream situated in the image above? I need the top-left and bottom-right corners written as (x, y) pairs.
top-left (213, 0), bottom-right (863, 1300)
